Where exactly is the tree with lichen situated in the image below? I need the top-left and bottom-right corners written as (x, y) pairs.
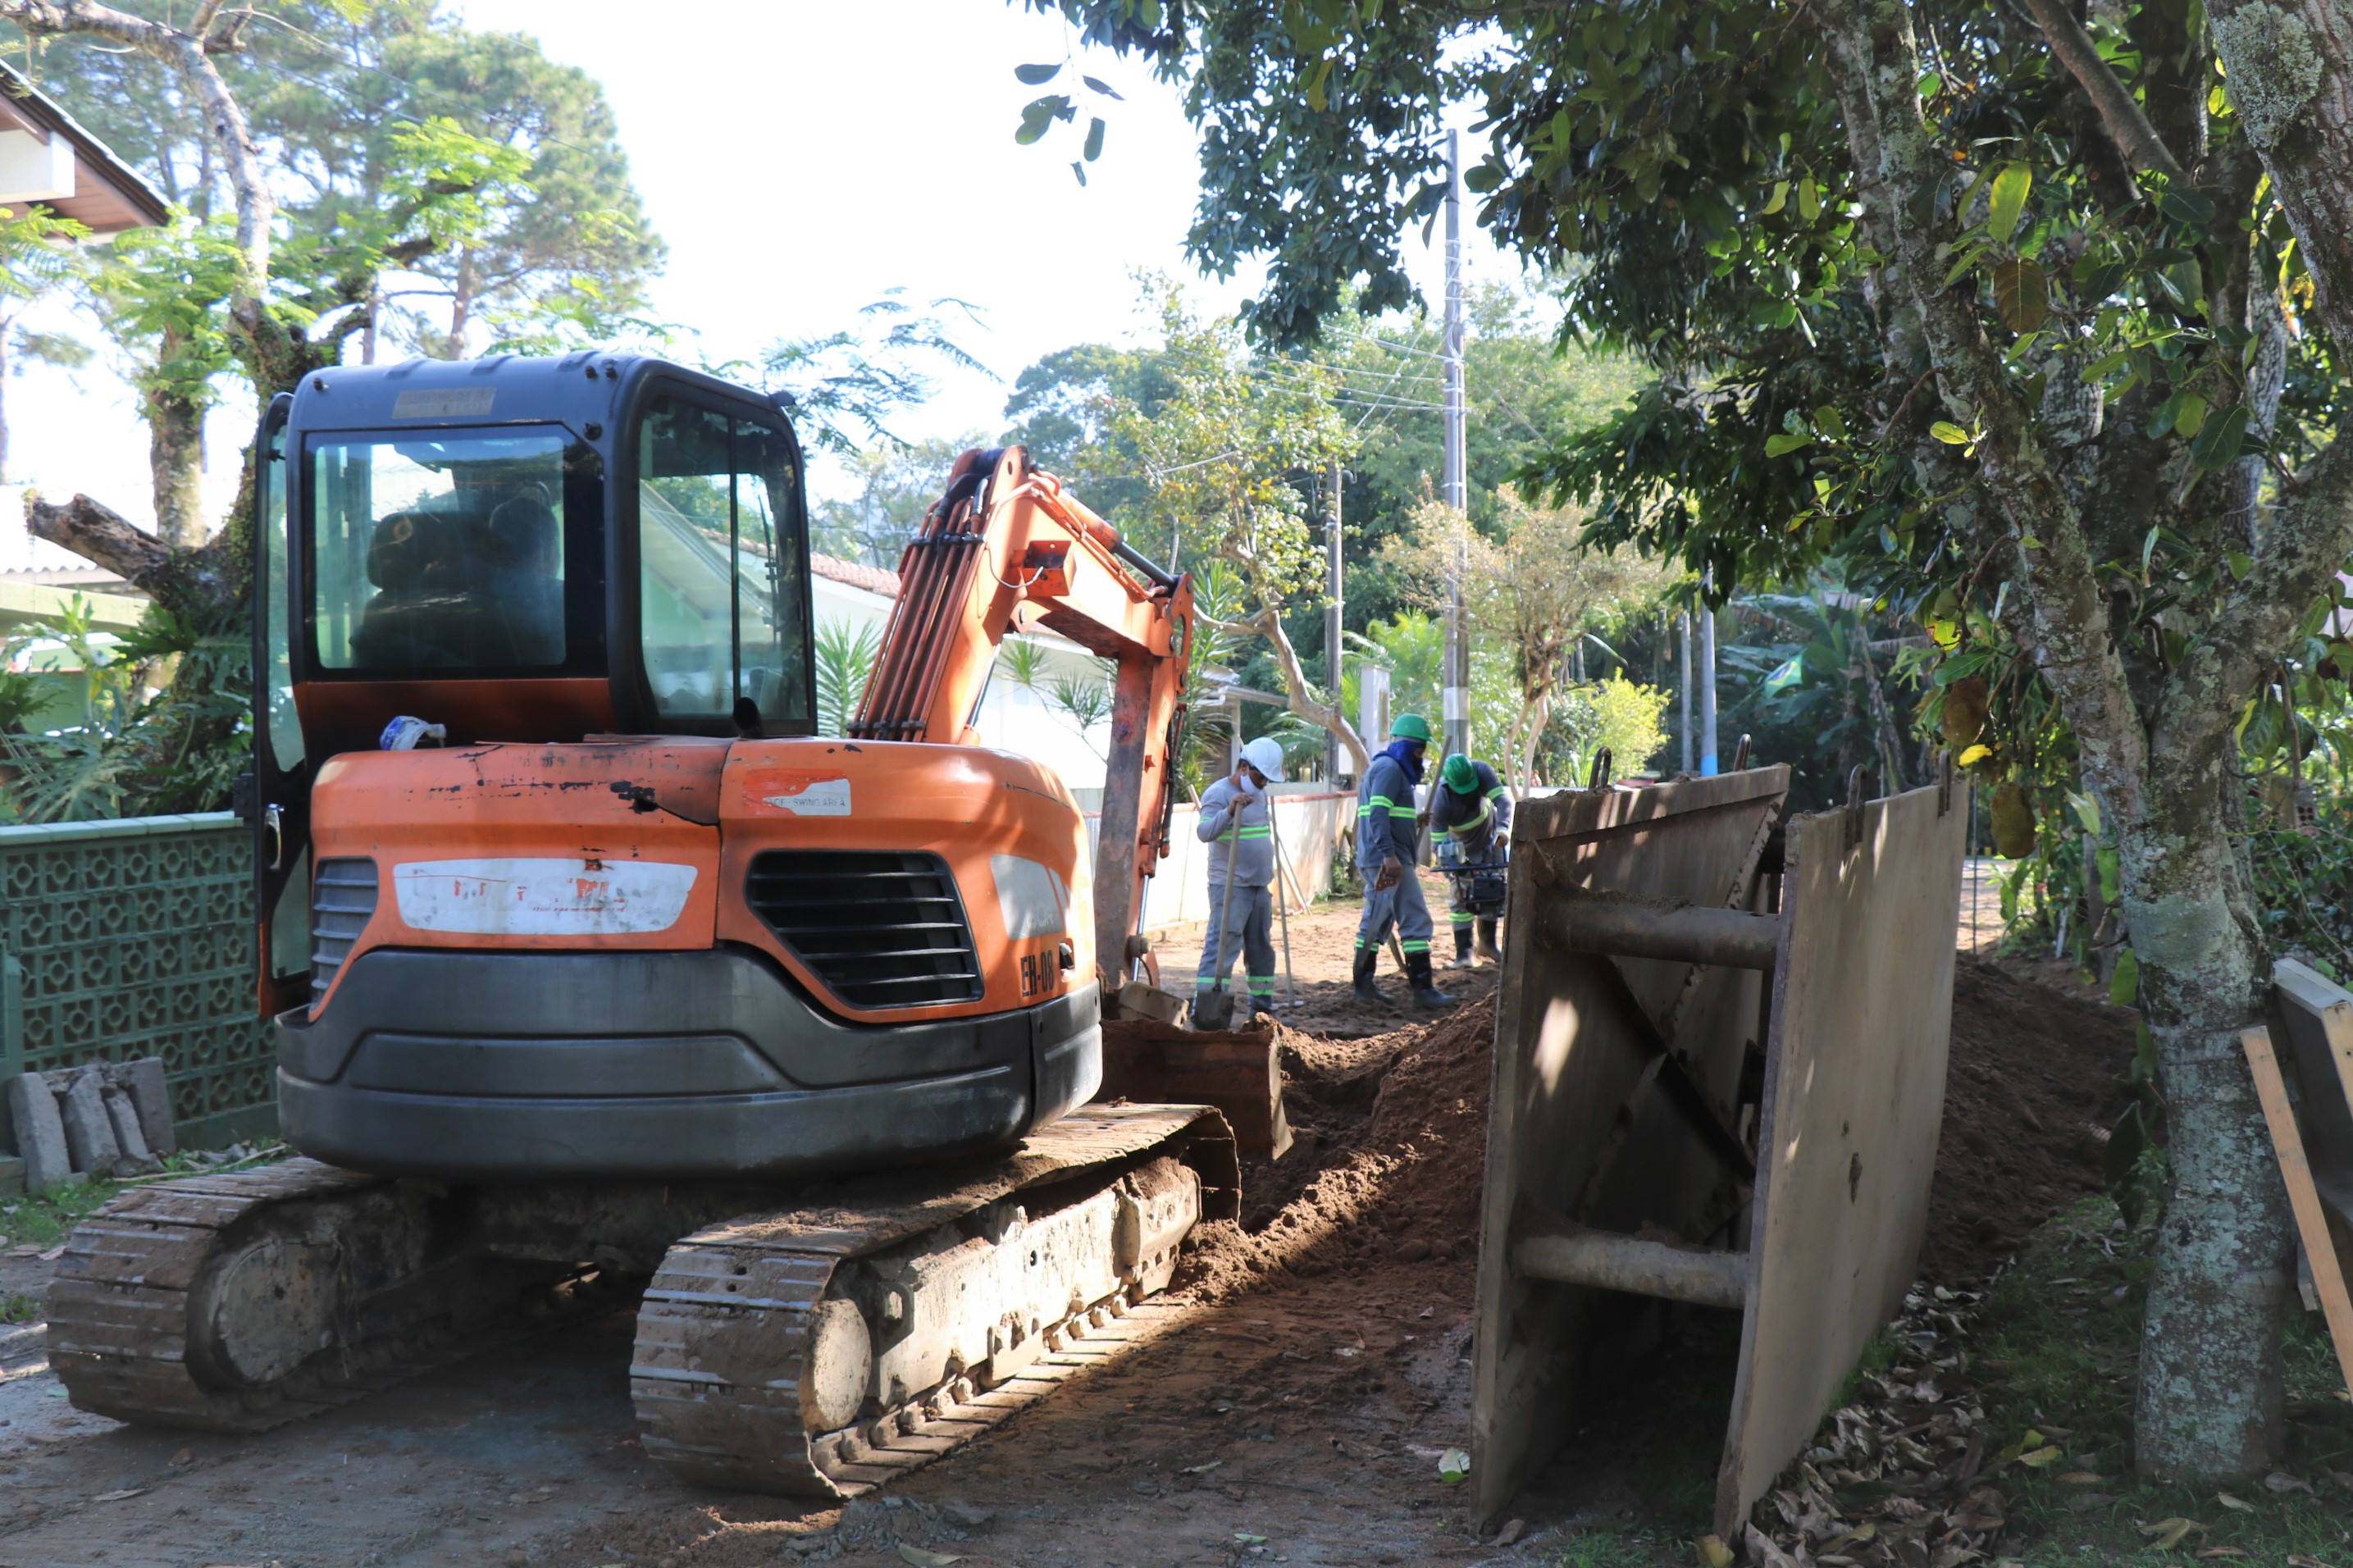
top-left (1024, 0), bottom-right (2353, 1484)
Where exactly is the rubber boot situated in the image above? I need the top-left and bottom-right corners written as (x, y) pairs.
top-left (1447, 924), bottom-right (1476, 969)
top-left (1475, 918), bottom-right (1503, 965)
top-left (1407, 950), bottom-right (1456, 1009)
top-left (1352, 946), bottom-right (1388, 1003)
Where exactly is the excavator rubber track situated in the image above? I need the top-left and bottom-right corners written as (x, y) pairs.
top-left (48, 1160), bottom-right (604, 1431)
top-left (632, 1104), bottom-right (1238, 1495)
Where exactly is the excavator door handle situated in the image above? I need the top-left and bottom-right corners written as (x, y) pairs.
top-left (264, 804), bottom-right (285, 873)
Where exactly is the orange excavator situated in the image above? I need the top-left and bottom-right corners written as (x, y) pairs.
top-left (47, 353), bottom-right (1233, 1495)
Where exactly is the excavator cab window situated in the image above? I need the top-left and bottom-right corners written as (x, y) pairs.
top-left (634, 392), bottom-right (810, 730)
top-left (309, 429), bottom-right (576, 672)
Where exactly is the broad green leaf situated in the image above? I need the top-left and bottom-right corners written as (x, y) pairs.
top-left (1763, 431), bottom-right (1812, 457)
top-left (1305, 56), bottom-right (1334, 112)
top-left (2083, 348), bottom-right (2131, 381)
top-left (1081, 74), bottom-right (1124, 100)
top-left (2068, 791), bottom-right (2101, 835)
top-left (2173, 390), bottom-right (2208, 439)
top-left (1987, 162), bottom-right (2032, 242)
top-left (2224, 550), bottom-right (2254, 580)
top-left (1083, 117), bottom-right (1107, 162)
top-left (1015, 95), bottom-right (1072, 145)
top-left (2189, 403), bottom-right (2249, 468)
top-left (1942, 239), bottom-right (1989, 289)
top-left (1931, 421), bottom-right (1972, 445)
top-left (1918, 71), bottom-right (1943, 98)
top-left (1958, 743), bottom-right (1993, 767)
top-left (1815, 405), bottom-right (1849, 440)
top-left (1015, 62), bottom-right (1063, 85)
top-left (2110, 946), bottom-right (2141, 1006)
top-left (1762, 180), bottom-right (1789, 215)
top-left (2159, 187), bottom-right (2216, 225)
top-left (1992, 258), bottom-right (2049, 332)
top-left (1798, 177), bottom-right (1821, 221)
top-left (2097, 845), bottom-right (2120, 903)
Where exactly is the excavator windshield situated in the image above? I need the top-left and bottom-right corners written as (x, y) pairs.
top-left (310, 428), bottom-right (575, 672)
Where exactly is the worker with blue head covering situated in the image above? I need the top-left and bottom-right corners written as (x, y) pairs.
top-left (1352, 714), bottom-right (1453, 1008)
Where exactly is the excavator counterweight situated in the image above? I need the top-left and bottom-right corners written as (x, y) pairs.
top-left (46, 353), bottom-right (1223, 1495)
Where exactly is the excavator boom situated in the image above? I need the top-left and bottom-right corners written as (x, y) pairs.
top-left (852, 444), bottom-right (1193, 987)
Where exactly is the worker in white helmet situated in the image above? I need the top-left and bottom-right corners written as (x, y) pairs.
top-left (1194, 736), bottom-right (1286, 1020)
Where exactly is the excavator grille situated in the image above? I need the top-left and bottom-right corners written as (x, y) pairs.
top-left (309, 858), bottom-right (381, 1005)
top-left (744, 850), bottom-right (983, 1008)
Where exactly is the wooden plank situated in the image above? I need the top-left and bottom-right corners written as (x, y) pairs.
top-left (1470, 766), bottom-right (1789, 1529)
top-left (2242, 1025), bottom-right (2353, 1398)
top-left (1712, 782), bottom-right (1968, 1535)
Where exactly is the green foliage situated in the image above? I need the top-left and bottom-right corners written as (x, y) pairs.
top-left (812, 617), bottom-right (881, 738)
top-left (811, 432), bottom-right (990, 567)
top-left (0, 596), bottom-right (249, 823)
top-left (757, 291), bottom-right (988, 460)
top-left (1555, 674), bottom-right (1673, 784)
top-left (1717, 582), bottom-right (1932, 809)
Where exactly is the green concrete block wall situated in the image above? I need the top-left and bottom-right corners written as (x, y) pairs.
top-left (0, 812), bottom-right (276, 1149)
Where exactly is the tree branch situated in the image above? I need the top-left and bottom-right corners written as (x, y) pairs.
top-left (2018, 0), bottom-right (2189, 182)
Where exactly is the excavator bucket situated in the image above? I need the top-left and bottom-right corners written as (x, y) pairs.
top-left (1470, 766), bottom-right (1969, 1537)
top-left (1097, 1014), bottom-right (1293, 1158)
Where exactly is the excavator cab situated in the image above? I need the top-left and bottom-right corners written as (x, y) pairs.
top-left (253, 355), bottom-right (816, 1010)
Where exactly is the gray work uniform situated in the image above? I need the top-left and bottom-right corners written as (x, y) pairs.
top-left (1354, 749), bottom-right (1434, 958)
top-left (1195, 777), bottom-right (1276, 1006)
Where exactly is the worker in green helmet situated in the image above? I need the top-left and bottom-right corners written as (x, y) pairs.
top-left (1352, 713), bottom-right (1453, 1008)
top-left (1431, 753), bottom-right (1511, 968)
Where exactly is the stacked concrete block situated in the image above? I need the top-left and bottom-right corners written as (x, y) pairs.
top-left (5, 1057), bottom-right (173, 1193)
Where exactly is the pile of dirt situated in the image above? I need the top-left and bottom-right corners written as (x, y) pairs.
top-left (1919, 958), bottom-right (2140, 1283)
top-left (1173, 996), bottom-right (1497, 1300)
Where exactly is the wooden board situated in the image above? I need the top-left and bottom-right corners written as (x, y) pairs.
top-left (1713, 781), bottom-right (1968, 1533)
top-left (1470, 767), bottom-right (1790, 1528)
top-left (2230, 1021), bottom-right (2353, 1393)
top-left (2270, 959), bottom-right (2353, 1232)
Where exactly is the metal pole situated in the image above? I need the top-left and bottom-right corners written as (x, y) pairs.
top-left (1441, 127), bottom-right (1471, 763)
top-left (1678, 612), bottom-right (1694, 775)
top-left (1326, 460), bottom-right (1345, 784)
top-left (1270, 799), bottom-right (1298, 1005)
top-left (1698, 590), bottom-right (1719, 777)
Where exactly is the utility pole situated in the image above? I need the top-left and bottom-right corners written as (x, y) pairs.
top-left (1698, 582), bottom-right (1719, 776)
top-left (1678, 611), bottom-right (1694, 775)
top-left (1440, 128), bottom-right (1470, 763)
top-left (1325, 460), bottom-right (1345, 783)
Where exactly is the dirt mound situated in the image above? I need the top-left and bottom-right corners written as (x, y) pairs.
top-left (1172, 996), bottom-right (1496, 1300)
top-left (1919, 957), bottom-right (2139, 1283)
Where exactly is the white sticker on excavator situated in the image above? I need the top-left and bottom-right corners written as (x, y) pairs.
top-left (391, 858), bottom-right (698, 936)
top-left (762, 777), bottom-right (851, 816)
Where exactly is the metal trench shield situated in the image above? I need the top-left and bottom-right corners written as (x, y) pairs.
top-left (1470, 771), bottom-right (1969, 1537)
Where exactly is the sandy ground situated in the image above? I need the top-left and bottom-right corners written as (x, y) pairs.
top-left (0, 860), bottom-right (2092, 1568)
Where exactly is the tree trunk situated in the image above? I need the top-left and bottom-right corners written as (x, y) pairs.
top-left (2122, 770), bottom-right (2295, 1475)
top-left (1237, 595), bottom-right (1370, 775)
top-left (146, 335), bottom-right (207, 549)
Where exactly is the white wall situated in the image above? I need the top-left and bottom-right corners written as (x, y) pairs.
top-left (1086, 788), bottom-right (1352, 937)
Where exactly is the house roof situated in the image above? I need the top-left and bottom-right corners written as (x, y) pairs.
top-left (811, 553), bottom-right (901, 599)
top-left (0, 60), bottom-right (169, 233)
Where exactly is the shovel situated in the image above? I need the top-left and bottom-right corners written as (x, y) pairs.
top-left (1192, 805), bottom-right (1247, 1032)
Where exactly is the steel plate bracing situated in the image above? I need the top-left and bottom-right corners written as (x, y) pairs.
top-left (1471, 770), bottom-right (1968, 1538)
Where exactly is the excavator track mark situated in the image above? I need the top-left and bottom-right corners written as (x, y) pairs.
top-left (632, 1105), bottom-right (1236, 1496)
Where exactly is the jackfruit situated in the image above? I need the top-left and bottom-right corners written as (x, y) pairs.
top-left (1941, 676), bottom-right (1990, 750)
top-left (1990, 781), bottom-right (2037, 859)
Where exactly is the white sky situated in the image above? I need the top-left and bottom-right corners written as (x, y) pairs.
top-left (3, 0), bottom-right (1514, 564)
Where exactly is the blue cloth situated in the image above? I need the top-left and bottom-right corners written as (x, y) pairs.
top-left (1379, 738), bottom-right (1425, 784)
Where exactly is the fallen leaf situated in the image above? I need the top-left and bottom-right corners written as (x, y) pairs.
top-left (2215, 1494), bottom-right (2254, 1513)
top-left (2018, 1444), bottom-right (2064, 1469)
top-left (2329, 1470), bottom-right (2353, 1492)
top-left (2287, 1557), bottom-right (2337, 1568)
top-left (1699, 1534), bottom-right (1735, 1568)
top-left (2196, 1551), bottom-right (2249, 1560)
top-left (2068, 1493), bottom-right (2117, 1513)
top-left (1494, 1519), bottom-right (1525, 1547)
top-left (2265, 1471), bottom-right (2315, 1495)
top-left (1181, 1461), bottom-right (1221, 1475)
top-left (897, 1549), bottom-right (963, 1568)
top-left (1234, 1534), bottom-right (1268, 1546)
top-left (89, 1488), bottom-right (145, 1502)
top-left (2057, 1471), bottom-right (2104, 1484)
top-left (1438, 1447), bottom-right (1470, 1484)
top-left (38, 1246), bottom-right (62, 1261)
top-left (167, 1447), bottom-right (193, 1466)
top-left (2137, 1518), bottom-right (2207, 1551)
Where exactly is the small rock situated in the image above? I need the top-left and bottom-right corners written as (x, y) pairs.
top-left (1397, 1239), bottom-right (1432, 1262)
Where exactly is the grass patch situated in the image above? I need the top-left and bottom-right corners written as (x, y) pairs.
top-left (1968, 1195), bottom-right (2353, 1566)
top-left (1555, 1523), bottom-right (1686, 1568)
top-left (0, 1144), bottom-right (286, 1252)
